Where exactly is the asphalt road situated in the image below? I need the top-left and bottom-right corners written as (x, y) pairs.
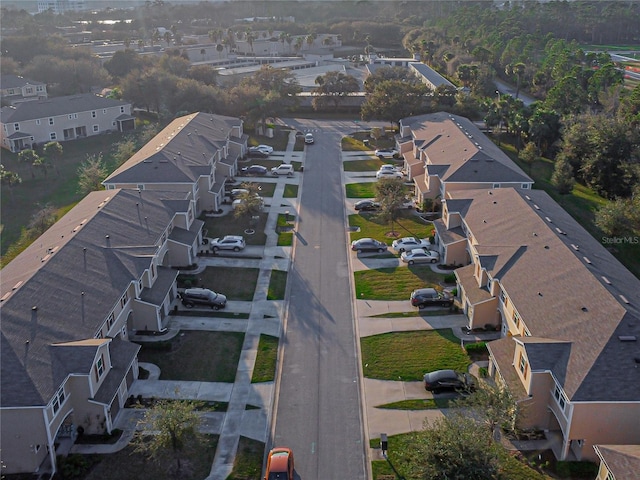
top-left (272, 119), bottom-right (367, 480)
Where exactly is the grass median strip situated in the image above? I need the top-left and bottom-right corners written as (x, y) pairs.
top-left (375, 398), bottom-right (452, 410)
top-left (252, 334), bottom-right (278, 383)
top-left (267, 270), bottom-right (288, 300)
top-left (343, 159), bottom-right (384, 171)
top-left (361, 329), bottom-right (470, 381)
top-left (345, 182), bottom-right (377, 198)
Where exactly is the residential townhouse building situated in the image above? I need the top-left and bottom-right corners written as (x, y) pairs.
top-left (0, 75), bottom-right (48, 106)
top-left (593, 445), bottom-right (640, 480)
top-left (433, 187), bottom-right (640, 461)
top-left (0, 93), bottom-right (134, 153)
top-left (396, 112), bottom-right (533, 207)
top-left (103, 112), bottom-right (248, 215)
top-left (0, 188), bottom-right (203, 475)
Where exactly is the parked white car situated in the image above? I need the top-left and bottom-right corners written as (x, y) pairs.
top-left (392, 237), bottom-right (431, 253)
top-left (271, 164), bottom-right (294, 176)
top-left (375, 148), bottom-right (399, 159)
top-left (376, 169), bottom-right (404, 179)
top-left (401, 248), bottom-right (440, 265)
top-left (305, 133), bottom-right (314, 144)
top-left (210, 235), bottom-right (246, 252)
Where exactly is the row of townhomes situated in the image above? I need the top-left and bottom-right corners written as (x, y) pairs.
top-left (399, 112), bottom-right (640, 463)
top-left (0, 112), bottom-right (248, 475)
top-left (0, 91), bottom-right (135, 152)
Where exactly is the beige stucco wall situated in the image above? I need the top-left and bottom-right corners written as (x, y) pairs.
top-left (522, 372), bottom-right (555, 429)
top-left (0, 408), bottom-right (50, 474)
top-left (468, 298), bottom-right (499, 329)
top-left (132, 299), bottom-right (161, 331)
top-left (442, 239), bottom-right (467, 266)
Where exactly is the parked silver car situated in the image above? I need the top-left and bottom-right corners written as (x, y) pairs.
top-left (401, 248), bottom-right (439, 264)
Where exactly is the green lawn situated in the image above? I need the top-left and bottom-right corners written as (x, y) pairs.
top-left (251, 334), bottom-right (279, 383)
top-left (179, 266), bottom-right (259, 301)
top-left (361, 330), bottom-right (470, 381)
top-left (283, 183), bottom-right (299, 198)
top-left (354, 266), bottom-right (445, 300)
top-left (227, 436), bottom-right (265, 480)
top-left (76, 435), bottom-right (219, 480)
top-left (202, 213), bottom-right (267, 246)
top-left (342, 135), bottom-right (370, 151)
top-left (345, 182), bottom-right (377, 198)
top-left (349, 212), bottom-right (434, 242)
top-left (136, 331), bottom-right (244, 382)
top-left (267, 270), bottom-right (288, 300)
top-left (343, 159), bottom-right (386, 172)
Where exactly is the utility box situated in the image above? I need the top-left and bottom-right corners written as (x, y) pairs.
top-left (380, 433), bottom-right (388, 453)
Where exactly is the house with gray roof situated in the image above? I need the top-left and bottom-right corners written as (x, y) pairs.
top-left (408, 62), bottom-right (456, 91)
top-left (0, 74), bottom-right (48, 106)
top-left (0, 188), bottom-right (201, 475)
top-left (0, 93), bottom-right (134, 152)
top-left (396, 112), bottom-right (532, 207)
top-left (433, 187), bottom-right (640, 461)
top-left (594, 445), bottom-right (640, 480)
top-left (103, 112), bottom-right (247, 215)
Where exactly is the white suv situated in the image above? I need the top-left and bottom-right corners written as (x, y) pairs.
top-left (210, 235), bottom-right (246, 252)
top-left (271, 164), bottom-right (294, 176)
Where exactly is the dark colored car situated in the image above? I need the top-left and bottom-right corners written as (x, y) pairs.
top-left (354, 200), bottom-right (381, 211)
top-left (351, 238), bottom-right (387, 253)
top-left (264, 447), bottom-right (294, 480)
top-left (248, 148), bottom-right (269, 158)
top-left (410, 288), bottom-right (453, 308)
top-left (423, 369), bottom-right (476, 393)
top-left (179, 288), bottom-right (227, 310)
top-left (241, 165), bottom-right (268, 176)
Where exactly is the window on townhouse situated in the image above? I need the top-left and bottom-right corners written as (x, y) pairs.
top-left (94, 355), bottom-right (105, 382)
top-left (486, 278), bottom-right (492, 291)
top-left (92, 111), bottom-right (96, 118)
top-left (151, 263), bottom-right (156, 279)
top-left (25, 87), bottom-right (33, 94)
top-left (8, 89), bottom-right (14, 95)
top-left (120, 106), bottom-right (125, 113)
top-left (519, 352), bottom-right (528, 376)
top-left (52, 386), bottom-right (65, 414)
top-left (37, 86), bottom-right (44, 92)
top-left (522, 184), bottom-right (530, 189)
top-left (50, 133), bottom-right (57, 140)
top-left (36, 119), bottom-right (41, 125)
top-left (138, 279), bottom-right (143, 292)
top-left (606, 472), bottom-right (614, 480)
top-left (93, 125), bottom-right (99, 133)
top-left (14, 123), bottom-right (19, 131)
top-left (513, 311), bottom-right (521, 328)
top-left (500, 289), bottom-right (508, 306)
top-left (120, 292), bottom-right (128, 308)
top-left (107, 312), bottom-right (115, 329)
top-left (137, 184), bottom-right (144, 190)
top-left (493, 183), bottom-right (501, 189)
top-left (68, 114), bottom-right (73, 119)
top-left (103, 109), bottom-right (107, 114)
top-left (49, 118), bottom-right (54, 125)
top-left (554, 385), bottom-right (567, 411)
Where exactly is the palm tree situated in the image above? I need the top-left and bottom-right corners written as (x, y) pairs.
top-left (200, 48), bottom-right (206, 61)
top-left (216, 43), bottom-right (224, 58)
top-left (513, 62), bottom-right (526, 99)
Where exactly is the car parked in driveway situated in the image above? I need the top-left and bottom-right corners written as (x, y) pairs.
top-left (305, 133), bottom-right (314, 144)
top-left (254, 144), bottom-right (273, 153)
top-left (376, 169), bottom-right (403, 179)
top-left (351, 238), bottom-right (387, 253)
top-left (423, 369), bottom-right (475, 393)
top-left (271, 164), bottom-right (294, 176)
top-left (179, 288), bottom-right (227, 310)
top-left (210, 235), bottom-right (245, 252)
top-left (248, 148), bottom-right (270, 158)
top-left (241, 165), bottom-right (268, 176)
top-left (375, 148), bottom-right (399, 159)
top-left (264, 447), bottom-right (294, 480)
top-left (391, 237), bottom-right (431, 252)
top-left (354, 199), bottom-right (381, 211)
top-left (410, 288), bottom-right (453, 308)
top-left (401, 248), bottom-right (439, 264)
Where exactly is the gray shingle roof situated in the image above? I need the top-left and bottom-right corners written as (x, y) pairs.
top-left (93, 339), bottom-right (140, 405)
top-left (104, 112), bottom-right (241, 186)
top-left (1, 189), bottom-right (190, 407)
top-left (409, 62), bottom-right (455, 88)
top-left (453, 187), bottom-right (640, 401)
top-left (594, 445), bottom-right (640, 479)
top-left (401, 112), bottom-right (532, 186)
top-left (0, 94), bottom-right (129, 123)
top-left (0, 74), bottom-right (45, 89)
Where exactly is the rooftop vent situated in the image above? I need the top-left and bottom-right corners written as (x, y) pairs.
top-left (583, 256), bottom-right (592, 264)
top-left (534, 205), bottom-right (540, 210)
top-left (545, 216), bottom-right (552, 223)
top-left (618, 336), bottom-right (637, 342)
top-left (620, 295), bottom-right (630, 304)
top-left (555, 228), bottom-right (566, 235)
top-left (581, 307), bottom-right (588, 312)
top-left (602, 276), bottom-right (611, 284)
top-left (525, 195), bottom-right (531, 201)
top-left (571, 244), bottom-right (579, 251)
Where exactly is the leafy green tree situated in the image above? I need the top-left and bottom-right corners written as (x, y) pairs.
top-left (43, 141), bottom-right (63, 174)
top-left (618, 84), bottom-right (640, 127)
top-left (454, 382), bottom-right (520, 437)
top-left (233, 182), bottom-right (264, 219)
top-left (18, 148), bottom-right (39, 165)
top-left (544, 75), bottom-right (588, 115)
top-left (311, 71), bottom-right (360, 110)
top-left (32, 156), bottom-right (51, 178)
top-left (133, 399), bottom-right (203, 477)
top-left (391, 414), bottom-right (500, 480)
top-left (113, 138), bottom-right (138, 166)
top-left (77, 154), bottom-right (107, 195)
top-left (551, 156), bottom-right (575, 195)
top-left (527, 107), bottom-right (561, 156)
top-left (364, 66), bottom-right (418, 94)
top-left (104, 49), bottom-right (145, 78)
top-left (0, 164), bottom-right (22, 199)
top-left (519, 142), bottom-right (538, 176)
top-left (362, 80), bottom-right (428, 126)
top-left (374, 177), bottom-right (408, 235)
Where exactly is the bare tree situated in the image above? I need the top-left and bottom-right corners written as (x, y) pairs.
top-left (77, 153), bottom-right (107, 194)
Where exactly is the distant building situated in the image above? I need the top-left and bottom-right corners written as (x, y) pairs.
top-left (37, 0), bottom-right (86, 14)
top-left (0, 75), bottom-right (48, 106)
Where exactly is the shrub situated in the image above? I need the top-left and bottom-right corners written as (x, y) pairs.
top-left (555, 461), bottom-right (598, 478)
top-left (444, 273), bottom-right (456, 284)
top-left (478, 367), bottom-right (488, 378)
top-left (465, 342), bottom-right (487, 354)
